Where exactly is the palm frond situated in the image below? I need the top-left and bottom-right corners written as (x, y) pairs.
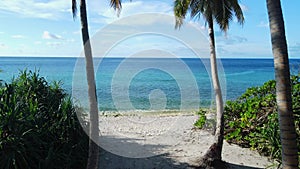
top-left (229, 0), bottom-right (245, 25)
top-left (72, 0), bottom-right (77, 19)
top-left (213, 0), bottom-right (244, 32)
top-left (190, 0), bottom-right (209, 21)
top-left (174, 0), bottom-right (191, 29)
top-left (212, 0), bottom-right (228, 31)
top-left (110, 0), bottom-right (122, 16)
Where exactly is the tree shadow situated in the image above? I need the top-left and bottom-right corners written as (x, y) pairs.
top-left (98, 135), bottom-right (192, 169)
top-left (98, 135), bottom-right (268, 169)
top-left (214, 160), bottom-right (268, 169)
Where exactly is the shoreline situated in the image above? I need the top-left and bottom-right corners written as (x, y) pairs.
top-left (98, 109), bottom-right (202, 117)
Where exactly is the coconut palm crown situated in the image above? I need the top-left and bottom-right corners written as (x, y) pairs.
top-left (174, 0), bottom-right (244, 31)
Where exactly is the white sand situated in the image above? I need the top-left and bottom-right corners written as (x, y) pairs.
top-left (98, 113), bottom-right (277, 169)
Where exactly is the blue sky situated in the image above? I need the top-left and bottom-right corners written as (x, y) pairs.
top-left (0, 0), bottom-right (299, 58)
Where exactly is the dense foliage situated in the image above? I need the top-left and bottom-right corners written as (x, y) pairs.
top-left (224, 74), bottom-right (300, 163)
top-left (0, 70), bottom-right (88, 169)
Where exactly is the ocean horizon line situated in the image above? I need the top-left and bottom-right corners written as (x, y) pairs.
top-left (1, 55), bottom-right (300, 60)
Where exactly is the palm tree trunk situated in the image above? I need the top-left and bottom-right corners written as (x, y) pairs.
top-left (199, 16), bottom-right (224, 168)
top-left (208, 15), bottom-right (224, 161)
top-left (79, 0), bottom-right (100, 169)
top-left (266, 0), bottom-right (299, 168)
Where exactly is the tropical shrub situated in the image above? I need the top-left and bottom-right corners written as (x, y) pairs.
top-left (0, 70), bottom-right (88, 169)
top-left (194, 109), bottom-right (216, 132)
top-left (224, 74), bottom-right (300, 164)
top-left (194, 109), bottom-right (207, 129)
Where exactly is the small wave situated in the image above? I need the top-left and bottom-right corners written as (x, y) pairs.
top-left (226, 70), bottom-right (255, 77)
top-left (98, 109), bottom-right (198, 117)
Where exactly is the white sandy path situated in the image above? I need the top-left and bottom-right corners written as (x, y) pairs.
top-left (98, 114), bottom-right (276, 168)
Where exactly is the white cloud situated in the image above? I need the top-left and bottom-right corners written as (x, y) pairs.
top-left (0, 43), bottom-right (7, 49)
top-left (42, 31), bottom-right (63, 40)
top-left (46, 42), bottom-right (63, 47)
top-left (217, 42), bottom-right (272, 58)
top-left (119, 1), bottom-right (172, 15)
top-left (258, 21), bottom-right (269, 28)
top-left (218, 35), bottom-right (248, 45)
top-left (91, 1), bottom-right (173, 24)
top-left (240, 4), bottom-right (248, 12)
top-left (73, 31), bottom-right (81, 35)
top-left (67, 39), bottom-right (75, 43)
top-left (34, 41), bottom-right (42, 45)
top-left (0, 0), bottom-right (70, 20)
top-left (87, 13), bottom-right (211, 58)
top-left (200, 25), bottom-right (206, 30)
top-left (289, 43), bottom-right (300, 57)
top-left (188, 21), bottom-right (207, 31)
top-left (11, 35), bottom-right (25, 39)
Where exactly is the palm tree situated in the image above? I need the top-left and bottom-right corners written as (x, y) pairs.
top-left (72, 0), bottom-right (121, 169)
top-left (266, 0), bottom-right (299, 168)
top-left (174, 0), bottom-right (244, 166)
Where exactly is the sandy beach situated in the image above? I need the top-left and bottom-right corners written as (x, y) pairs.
top-left (97, 112), bottom-right (277, 169)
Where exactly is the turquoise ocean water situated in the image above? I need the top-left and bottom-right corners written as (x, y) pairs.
top-left (0, 57), bottom-right (299, 111)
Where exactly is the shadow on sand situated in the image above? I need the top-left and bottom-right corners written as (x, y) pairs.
top-left (212, 160), bottom-right (268, 169)
top-left (99, 135), bottom-right (191, 169)
top-left (98, 135), bottom-right (267, 169)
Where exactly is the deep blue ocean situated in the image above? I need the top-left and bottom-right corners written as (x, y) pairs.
top-left (0, 57), bottom-right (299, 111)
